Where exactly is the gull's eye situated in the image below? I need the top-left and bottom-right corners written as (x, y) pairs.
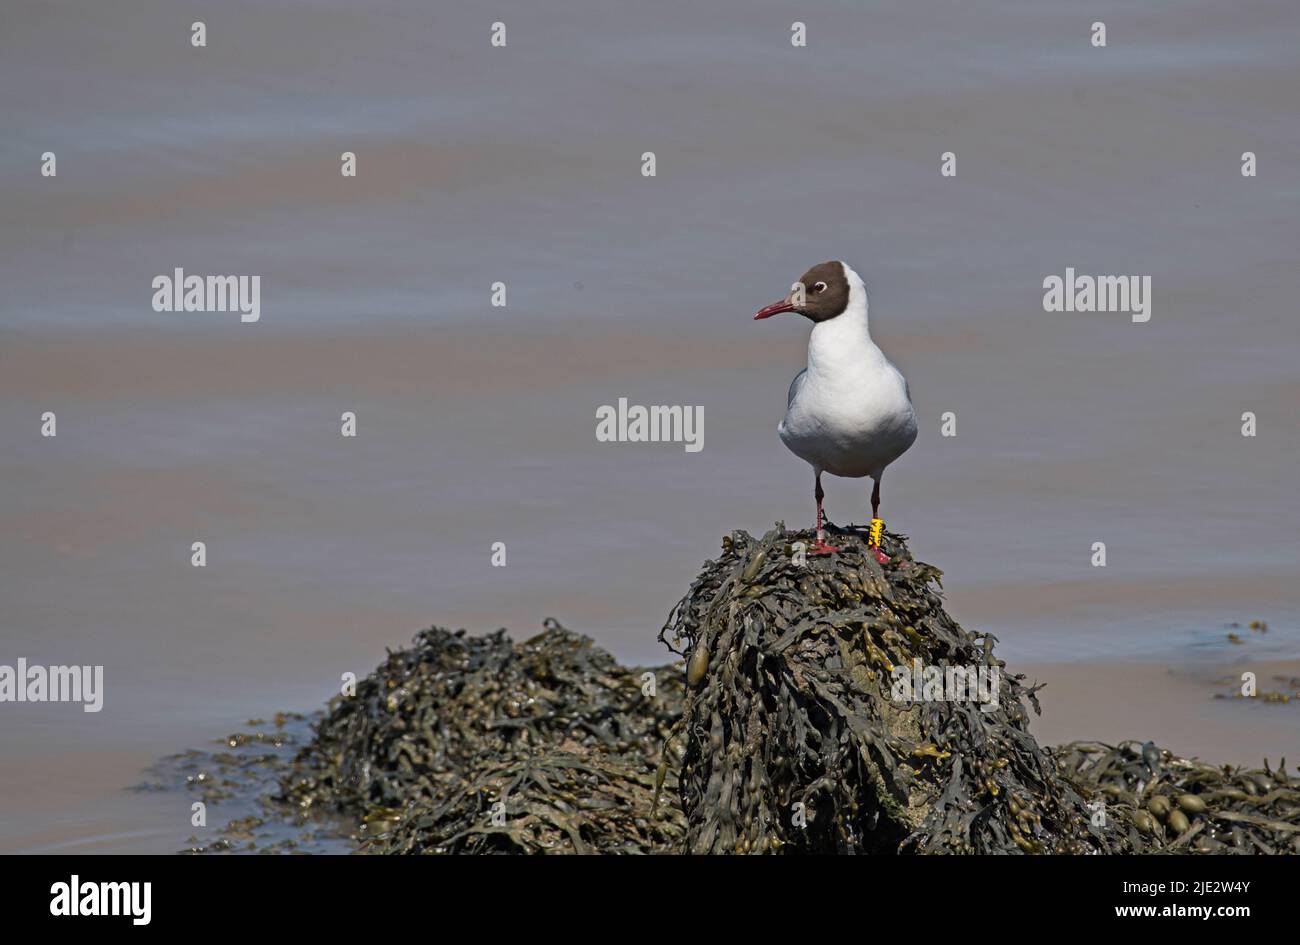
top-left (813, 282), bottom-right (827, 293)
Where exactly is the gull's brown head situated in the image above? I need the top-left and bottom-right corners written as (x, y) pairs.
top-left (753, 261), bottom-right (851, 323)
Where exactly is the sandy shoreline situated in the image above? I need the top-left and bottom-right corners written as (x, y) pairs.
top-left (1020, 658), bottom-right (1299, 768)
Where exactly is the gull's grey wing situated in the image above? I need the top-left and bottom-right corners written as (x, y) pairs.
top-left (787, 368), bottom-right (807, 408)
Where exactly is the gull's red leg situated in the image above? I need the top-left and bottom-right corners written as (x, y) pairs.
top-left (809, 471), bottom-right (840, 555)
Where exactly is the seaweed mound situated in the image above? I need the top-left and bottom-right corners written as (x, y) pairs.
top-left (241, 526), bottom-right (1298, 854)
top-left (278, 620), bottom-right (685, 853)
top-left (658, 525), bottom-right (1112, 854)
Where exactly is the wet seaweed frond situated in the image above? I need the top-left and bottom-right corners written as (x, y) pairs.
top-left (366, 743), bottom-right (686, 854)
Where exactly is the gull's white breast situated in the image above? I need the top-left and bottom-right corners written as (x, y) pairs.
top-left (779, 362), bottom-right (916, 478)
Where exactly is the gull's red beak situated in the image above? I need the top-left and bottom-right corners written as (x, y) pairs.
top-left (753, 299), bottom-right (795, 320)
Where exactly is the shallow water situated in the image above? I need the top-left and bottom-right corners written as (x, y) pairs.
top-left (2, 0), bottom-right (1298, 851)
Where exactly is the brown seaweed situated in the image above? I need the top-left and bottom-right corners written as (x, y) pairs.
top-left (276, 620), bottom-right (685, 853)
top-left (1053, 740), bottom-right (1300, 854)
top-left (366, 744), bottom-right (686, 854)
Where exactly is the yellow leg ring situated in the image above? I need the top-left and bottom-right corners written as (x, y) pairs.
top-left (869, 518), bottom-right (884, 546)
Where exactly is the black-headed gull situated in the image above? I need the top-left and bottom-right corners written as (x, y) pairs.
top-left (754, 261), bottom-right (917, 562)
